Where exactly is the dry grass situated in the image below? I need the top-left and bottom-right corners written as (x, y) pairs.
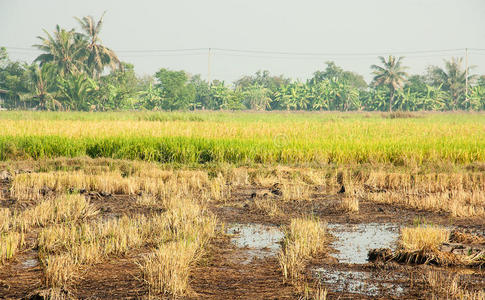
top-left (42, 254), bottom-right (77, 288)
top-left (279, 217), bottom-right (327, 282)
top-left (426, 270), bottom-right (485, 300)
top-left (400, 225), bottom-right (450, 251)
top-left (10, 169), bottom-right (230, 208)
top-left (0, 231), bottom-right (24, 264)
top-left (254, 197), bottom-right (280, 217)
top-left (301, 285), bottom-right (328, 300)
top-left (0, 208), bottom-right (12, 232)
top-left (367, 190), bottom-right (485, 218)
top-left (36, 191), bottom-right (217, 291)
top-left (0, 194), bottom-right (96, 266)
top-left (340, 196), bottom-right (359, 213)
top-left (138, 240), bottom-right (199, 296)
top-left (3, 159), bottom-right (485, 296)
top-left (16, 194), bottom-right (98, 230)
top-left (281, 183), bottom-right (312, 201)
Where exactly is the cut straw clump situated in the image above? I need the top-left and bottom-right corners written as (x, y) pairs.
top-left (0, 231), bottom-right (24, 264)
top-left (426, 270), bottom-right (485, 300)
top-left (16, 194), bottom-right (98, 230)
top-left (279, 217), bottom-right (327, 282)
top-left (340, 196), bottom-right (359, 213)
top-left (138, 240), bottom-right (199, 296)
top-left (400, 225), bottom-right (450, 251)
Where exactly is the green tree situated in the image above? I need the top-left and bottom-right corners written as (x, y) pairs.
top-left (469, 85), bottom-right (485, 111)
top-left (154, 68), bottom-right (195, 110)
top-left (243, 84), bottom-right (272, 110)
top-left (34, 25), bottom-right (86, 75)
top-left (427, 57), bottom-right (476, 110)
top-left (96, 63), bottom-right (138, 110)
top-left (139, 83), bottom-right (162, 110)
top-left (0, 49), bottom-right (28, 108)
top-left (20, 63), bottom-right (61, 110)
top-left (371, 56), bottom-right (408, 112)
top-left (189, 75), bottom-right (210, 110)
top-left (57, 73), bottom-right (97, 110)
top-left (310, 80), bottom-right (331, 111)
top-left (75, 13), bottom-right (121, 78)
top-left (235, 70), bottom-right (290, 92)
top-left (310, 61), bottom-right (367, 90)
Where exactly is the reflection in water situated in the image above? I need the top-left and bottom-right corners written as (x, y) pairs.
top-left (21, 258), bottom-right (39, 268)
top-left (314, 268), bottom-right (405, 296)
top-left (328, 223), bottom-right (399, 264)
top-left (226, 223), bottom-right (284, 264)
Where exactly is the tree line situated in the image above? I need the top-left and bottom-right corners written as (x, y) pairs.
top-left (1, 14), bottom-right (484, 112)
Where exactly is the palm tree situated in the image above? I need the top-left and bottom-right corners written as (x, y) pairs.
top-left (371, 56), bottom-right (408, 112)
top-left (34, 25), bottom-right (87, 75)
top-left (75, 13), bottom-right (121, 78)
top-left (57, 73), bottom-right (98, 111)
top-left (428, 57), bottom-right (475, 110)
top-left (20, 63), bottom-right (62, 110)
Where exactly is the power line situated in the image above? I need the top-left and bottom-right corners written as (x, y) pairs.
top-left (211, 47), bottom-right (464, 57)
top-left (120, 53), bottom-right (206, 58)
top-left (1, 45), bottom-right (473, 56)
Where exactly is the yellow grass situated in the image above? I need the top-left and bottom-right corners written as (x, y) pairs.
top-left (138, 240), bottom-right (199, 296)
top-left (279, 217), bottom-right (327, 282)
top-left (340, 196), bottom-right (359, 213)
top-left (0, 208), bottom-right (11, 232)
top-left (42, 254), bottom-right (77, 288)
top-left (16, 194), bottom-right (98, 230)
top-left (426, 270), bottom-right (485, 300)
top-left (37, 191), bottom-right (217, 290)
top-left (400, 225), bottom-right (450, 251)
top-left (368, 191), bottom-right (485, 218)
top-left (0, 231), bottom-right (24, 264)
top-left (281, 183), bottom-right (312, 201)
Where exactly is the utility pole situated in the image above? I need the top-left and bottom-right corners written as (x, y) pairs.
top-left (465, 48), bottom-right (469, 109)
top-left (207, 48), bottom-right (212, 86)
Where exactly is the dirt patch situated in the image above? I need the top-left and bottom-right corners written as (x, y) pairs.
top-left (189, 236), bottom-right (299, 300)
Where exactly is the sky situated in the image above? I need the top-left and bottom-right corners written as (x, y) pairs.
top-left (1, 0), bottom-right (485, 83)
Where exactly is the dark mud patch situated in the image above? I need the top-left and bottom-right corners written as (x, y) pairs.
top-left (189, 236), bottom-right (299, 300)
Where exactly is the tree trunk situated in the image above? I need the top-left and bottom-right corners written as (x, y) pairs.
top-left (389, 89), bottom-right (394, 113)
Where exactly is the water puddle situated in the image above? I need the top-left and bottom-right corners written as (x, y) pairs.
top-left (21, 258), bottom-right (39, 268)
top-left (328, 223), bottom-right (399, 264)
top-left (314, 268), bottom-right (405, 297)
top-left (226, 223), bottom-right (284, 264)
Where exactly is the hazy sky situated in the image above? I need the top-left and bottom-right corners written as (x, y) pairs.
top-left (1, 0), bottom-right (485, 83)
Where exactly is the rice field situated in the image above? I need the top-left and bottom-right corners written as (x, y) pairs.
top-left (0, 111), bottom-right (483, 165)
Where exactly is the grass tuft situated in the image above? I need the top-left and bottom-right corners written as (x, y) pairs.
top-left (279, 217), bottom-right (326, 282)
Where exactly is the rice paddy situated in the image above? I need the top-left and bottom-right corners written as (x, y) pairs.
top-left (0, 111), bottom-right (484, 299)
top-left (0, 111), bottom-right (483, 165)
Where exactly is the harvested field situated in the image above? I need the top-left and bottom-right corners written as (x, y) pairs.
top-left (0, 112), bottom-right (484, 299)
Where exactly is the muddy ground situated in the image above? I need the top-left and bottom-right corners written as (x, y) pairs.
top-left (0, 179), bottom-right (484, 299)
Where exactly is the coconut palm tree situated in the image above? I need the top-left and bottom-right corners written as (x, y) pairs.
top-left (371, 56), bottom-right (408, 112)
top-left (428, 57), bottom-right (475, 110)
top-left (75, 13), bottom-right (121, 78)
top-left (34, 25), bottom-right (87, 76)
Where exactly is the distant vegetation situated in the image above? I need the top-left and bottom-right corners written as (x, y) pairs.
top-left (1, 14), bottom-right (485, 112)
